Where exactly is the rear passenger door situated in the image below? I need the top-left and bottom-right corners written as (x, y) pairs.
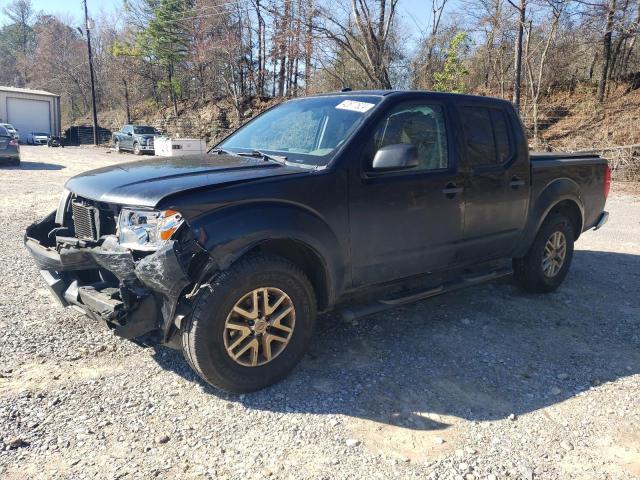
top-left (457, 103), bottom-right (530, 262)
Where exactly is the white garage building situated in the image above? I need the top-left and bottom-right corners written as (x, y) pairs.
top-left (0, 86), bottom-right (61, 142)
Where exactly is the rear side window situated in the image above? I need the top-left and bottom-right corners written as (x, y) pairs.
top-left (462, 106), bottom-right (513, 167)
top-left (491, 109), bottom-right (511, 163)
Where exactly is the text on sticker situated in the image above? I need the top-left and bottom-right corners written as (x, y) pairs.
top-left (335, 100), bottom-right (376, 113)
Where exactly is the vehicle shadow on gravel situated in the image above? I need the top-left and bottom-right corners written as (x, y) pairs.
top-left (151, 249), bottom-right (640, 431)
top-left (15, 161), bottom-right (66, 170)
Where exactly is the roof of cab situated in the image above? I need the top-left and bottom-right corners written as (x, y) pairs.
top-left (311, 89), bottom-right (513, 106)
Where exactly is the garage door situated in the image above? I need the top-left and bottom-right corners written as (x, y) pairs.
top-left (7, 97), bottom-right (51, 142)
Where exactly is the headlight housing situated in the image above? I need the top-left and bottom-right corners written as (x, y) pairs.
top-left (117, 208), bottom-right (183, 250)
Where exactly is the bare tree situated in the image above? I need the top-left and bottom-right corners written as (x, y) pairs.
top-left (509, 0), bottom-right (527, 110)
top-left (525, 0), bottom-right (564, 142)
top-left (597, 0), bottom-right (617, 101)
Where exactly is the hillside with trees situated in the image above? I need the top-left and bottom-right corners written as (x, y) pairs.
top-left (0, 0), bottom-right (639, 175)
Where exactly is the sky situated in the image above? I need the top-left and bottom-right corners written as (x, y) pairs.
top-left (0, 0), bottom-right (443, 43)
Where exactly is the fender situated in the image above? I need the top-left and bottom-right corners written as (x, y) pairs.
top-left (514, 177), bottom-right (584, 257)
top-left (186, 201), bottom-right (347, 306)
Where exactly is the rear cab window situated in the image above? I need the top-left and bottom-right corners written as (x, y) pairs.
top-left (461, 105), bottom-right (513, 168)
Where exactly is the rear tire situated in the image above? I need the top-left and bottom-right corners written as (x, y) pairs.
top-left (513, 213), bottom-right (574, 293)
top-left (181, 254), bottom-right (317, 393)
top-left (114, 141), bottom-right (121, 153)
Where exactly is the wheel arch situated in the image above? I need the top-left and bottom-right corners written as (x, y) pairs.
top-left (186, 202), bottom-right (347, 310)
top-left (243, 238), bottom-right (331, 311)
top-left (515, 178), bottom-right (584, 257)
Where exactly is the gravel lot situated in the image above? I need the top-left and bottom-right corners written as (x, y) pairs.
top-left (1, 146), bottom-right (639, 480)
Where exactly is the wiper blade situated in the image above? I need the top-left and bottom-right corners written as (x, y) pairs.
top-left (235, 150), bottom-right (288, 164)
top-left (209, 147), bottom-right (234, 155)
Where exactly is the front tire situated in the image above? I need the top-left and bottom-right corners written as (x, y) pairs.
top-left (181, 254), bottom-right (317, 393)
top-left (133, 142), bottom-right (142, 155)
top-left (513, 213), bottom-right (575, 293)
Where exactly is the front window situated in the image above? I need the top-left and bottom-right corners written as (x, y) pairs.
top-left (219, 95), bottom-right (382, 167)
top-left (364, 102), bottom-right (449, 172)
top-left (134, 126), bottom-right (156, 134)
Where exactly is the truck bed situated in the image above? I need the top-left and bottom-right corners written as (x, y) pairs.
top-left (530, 151), bottom-right (608, 233)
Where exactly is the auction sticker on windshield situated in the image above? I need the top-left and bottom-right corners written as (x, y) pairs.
top-left (335, 100), bottom-right (376, 113)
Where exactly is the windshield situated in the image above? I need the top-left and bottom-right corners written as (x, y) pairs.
top-left (134, 126), bottom-right (156, 134)
top-left (219, 95), bottom-right (382, 167)
top-left (0, 126), bottom-right (8, 136)
top-left (34, 132), bottom-right (49, 136)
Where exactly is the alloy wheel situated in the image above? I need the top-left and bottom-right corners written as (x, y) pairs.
top-left (223, 287), bottom-right (296, 367)
top-left (542, 231), bottom-right (566, 277)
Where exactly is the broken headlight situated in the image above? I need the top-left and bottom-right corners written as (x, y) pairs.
top-left (117, 208), bottom-right (183, 250)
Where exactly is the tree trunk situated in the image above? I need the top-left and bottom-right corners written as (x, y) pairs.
top-left (304, 0), bottom-right (314, 94)
top-left (512, 0), bottom-right (526, 111)
top-left (277, 0), bottom-right (291, 97)
top-left (123, 78), bottom-right (131, 124)
top-left (168, 63), bottom-right (178, 117)
top-left (256, 0), bottom-right (265, 96)
top-left (597, 0), bottom-right (617, 102)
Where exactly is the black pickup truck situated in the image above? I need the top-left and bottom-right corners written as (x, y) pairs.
top-left (25, 91), bottom-right (610, 392)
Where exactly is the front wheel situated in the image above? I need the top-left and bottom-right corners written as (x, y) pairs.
top-left (513, 213), bottom-right (575, 293)
top-left (133, 142), bottom-right (142, 155)
top-left (181, 254), bottom-right (317, 393)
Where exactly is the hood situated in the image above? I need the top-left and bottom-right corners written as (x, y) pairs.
top-left (65, 153), bottom-right (306, 207)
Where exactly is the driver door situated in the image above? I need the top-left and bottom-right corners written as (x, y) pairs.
top-left (122, 125), bottom-right (133, 149)
top-left (349, 100), bottom-right (466, 287)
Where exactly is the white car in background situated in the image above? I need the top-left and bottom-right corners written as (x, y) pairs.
top-left (27, 132), bottom-right (51, 145)
top-left (0, 123), bottom-right (19, 141)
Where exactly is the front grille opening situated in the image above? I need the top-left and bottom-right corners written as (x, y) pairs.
top-left (71, 197), bottom-right (118, 241)
top-left (72, 201), bottom-right (98, 240)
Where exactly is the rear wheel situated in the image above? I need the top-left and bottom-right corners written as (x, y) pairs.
top-left (114, 140), bottom-right (121, 153)
top-left (513, 213), bottom-right (575, 293)
top-left (181, 254), bottom-right (317, 393)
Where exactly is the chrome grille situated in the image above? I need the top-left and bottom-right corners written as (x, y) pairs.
top-left (72, 201), bottom-right (98, 240)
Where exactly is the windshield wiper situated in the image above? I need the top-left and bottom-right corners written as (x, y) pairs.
top-left (209, 147), bottom-right (234, 155)
top-left (235, 149), bottom-right (288, 165)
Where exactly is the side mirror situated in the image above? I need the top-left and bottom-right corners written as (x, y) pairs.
top-left (371, 144), bottom-right (418, 171)
top-left (127, 132), bottom-right (133, 136)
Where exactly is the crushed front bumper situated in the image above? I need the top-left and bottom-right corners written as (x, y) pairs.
top-left (24, 211), bottom-right (201, 342)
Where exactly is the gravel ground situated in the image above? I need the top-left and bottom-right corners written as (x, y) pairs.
top-left (1, 146), bottom-right (639, 480)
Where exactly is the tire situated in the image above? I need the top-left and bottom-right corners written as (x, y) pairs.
top-left (181, 254), bottom-right (317, 393)
top-left (114, 141), bottom-right (121, 153)
top-left (513, 213), bottom-right (575, 293)
top-left (133, 142), bottom-right (142, 155)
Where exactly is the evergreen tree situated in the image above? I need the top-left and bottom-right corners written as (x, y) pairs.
top-left (133, 0), bottom-right (192, 116)
top-left (433, 32), bottom-right (470, 93)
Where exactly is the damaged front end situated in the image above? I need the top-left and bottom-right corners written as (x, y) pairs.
top-left (24, 191), bottom-right (210, 345)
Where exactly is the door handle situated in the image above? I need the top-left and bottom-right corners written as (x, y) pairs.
top-left (442, 182), bottom-right (463, 199)
top-left (510, 176), bottom-right (525, 189)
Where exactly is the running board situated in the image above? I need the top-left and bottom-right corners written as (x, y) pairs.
top-left (340, 267), bottom-right (512, 322)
